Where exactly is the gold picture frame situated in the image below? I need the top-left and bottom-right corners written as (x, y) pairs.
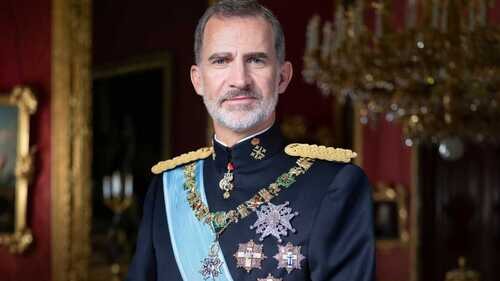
top-left (0, 86), bottom-right (37, 253)
top-left (373, 182), bottom-right (409, 249)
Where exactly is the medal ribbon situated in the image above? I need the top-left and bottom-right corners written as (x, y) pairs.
top-left (162, 160), bottom-right (234, 281)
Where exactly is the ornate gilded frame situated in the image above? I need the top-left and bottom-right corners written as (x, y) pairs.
top-left (0, 86), bottom-right (37, 253)
top-left (373, 182), bottom-right (410, 248)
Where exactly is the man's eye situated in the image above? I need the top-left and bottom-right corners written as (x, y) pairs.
top-left (212, 58), bottom-right (228, 65)
top-left (248, 57), bottom-right (265, 64)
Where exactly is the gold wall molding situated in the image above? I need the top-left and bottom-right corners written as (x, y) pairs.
top-left (51, 0), bottom-right (92, 280)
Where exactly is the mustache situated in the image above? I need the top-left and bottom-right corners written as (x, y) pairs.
top-left (219, 89), bottom-right (261, 104)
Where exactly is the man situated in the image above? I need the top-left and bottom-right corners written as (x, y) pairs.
top-left (127, 1), bottom-right (375, 280)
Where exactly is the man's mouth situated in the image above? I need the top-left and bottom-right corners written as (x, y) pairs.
top-left (223, 95), bottom-right (257, 104)
top-left (227, 96), bottom-right (255, 101)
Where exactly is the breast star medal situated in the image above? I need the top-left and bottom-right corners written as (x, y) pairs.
top-left (200, 243), bottom-right (223, 280)
top-left (273, 242), bottom-right (305, 273)
top-left (219, 162), bottom-right (235, 199)
top-left (257, 273), bottom-right (282, 281)
top-left (250, 201), bottom-right (298, 243)
top-left (233, 240), bottom-right (267, 272)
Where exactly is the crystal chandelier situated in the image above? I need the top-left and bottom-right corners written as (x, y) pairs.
top-left (303, 0), bottom-right (500, 146)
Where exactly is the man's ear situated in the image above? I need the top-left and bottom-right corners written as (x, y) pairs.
top-left (190, 65), bottom-right (203, 96)
top-left (277, 61), bottom-right (293, 94)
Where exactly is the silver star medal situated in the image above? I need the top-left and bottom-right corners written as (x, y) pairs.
top-left (250, 201), bottom-right (298, 243)
top-left (273, 242), bottom-right (306, 273)
top-left (199, 243), bottom-right (223, 280)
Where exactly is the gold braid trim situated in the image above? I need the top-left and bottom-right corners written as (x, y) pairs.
top-left (151, 147), bottom-right (214, 174)
top-left (284, 143), bottom-right (357, 163)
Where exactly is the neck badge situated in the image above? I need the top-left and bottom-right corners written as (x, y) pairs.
top-left (250, 201), bottom-right (298, 243)
top-left (219, 162), bottom-right (235, 199)
top-left (273, 242), bottom-right (305, 273)
top-left (233, 240), bottom-right (267, 272)
top-left (257, 273), bottom-right (283, 281)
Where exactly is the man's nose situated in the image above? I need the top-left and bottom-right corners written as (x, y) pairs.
top-left (229, 60), bottom-right (250, 89)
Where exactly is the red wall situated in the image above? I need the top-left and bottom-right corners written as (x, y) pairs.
top-left (0, 0), bottom-right (52, 281)
top-left (259, 0), bottom-right (336, 126)
top-left (363, 120), bottom-right (412, 281)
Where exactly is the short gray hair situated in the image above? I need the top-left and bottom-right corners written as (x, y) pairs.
top-left (194, 0), bottom-right (285, 64)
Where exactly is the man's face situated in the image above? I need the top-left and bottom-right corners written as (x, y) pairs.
top-left (191, 16), bottom-right (292, 133)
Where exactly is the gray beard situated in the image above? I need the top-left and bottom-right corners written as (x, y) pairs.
top-left (203, 90), bottom-right (278, 133)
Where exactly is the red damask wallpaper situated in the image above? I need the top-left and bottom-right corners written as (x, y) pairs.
top-left (0, 0), bottom-right (52, 280)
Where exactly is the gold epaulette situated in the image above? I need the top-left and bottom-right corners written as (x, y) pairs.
top-left (284, 143), bottom-right (357, 163)
top-left (151, 147), bottom-right (214, 174)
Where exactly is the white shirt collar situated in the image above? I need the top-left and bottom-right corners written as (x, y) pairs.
top-left (214, 125), bottom-right (273, 148)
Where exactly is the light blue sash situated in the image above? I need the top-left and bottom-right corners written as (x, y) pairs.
top-left (162, 160), bottom-right (234, 281)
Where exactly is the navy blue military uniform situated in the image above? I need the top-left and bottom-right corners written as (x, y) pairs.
top-left (127, 124), bottom-right (375, 281)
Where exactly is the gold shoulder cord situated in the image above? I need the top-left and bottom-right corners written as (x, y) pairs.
top-left (151, 147), bottom-right (214, 174)
top-left (284, 143), bottom-right (357, 163)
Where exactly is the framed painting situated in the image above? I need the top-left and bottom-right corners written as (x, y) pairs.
top-left (0, 86), bottom-right (37, 253)
top-left (373, 182), bottom-right (409, 248)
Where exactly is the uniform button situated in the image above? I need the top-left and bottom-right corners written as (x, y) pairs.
top-left (251, 138), bottom-right (260, 145)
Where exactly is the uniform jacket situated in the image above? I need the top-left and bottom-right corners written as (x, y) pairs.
top-left (126, 124), bottom-right (375, 281)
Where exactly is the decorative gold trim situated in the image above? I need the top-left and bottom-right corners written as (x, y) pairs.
top-left (0, 86), bottom-right (37, 253)
top-left (151, 147), bottom-right (214, 174)
top-left (373, 182), bottom-right (410, 249)
top-left (284, 143), bottom-right (357, 163)
top-left (51, 0), bottom-right (92, 280)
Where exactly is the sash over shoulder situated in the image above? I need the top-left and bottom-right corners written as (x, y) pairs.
top-left (162, 160), bottom-right (234, 281)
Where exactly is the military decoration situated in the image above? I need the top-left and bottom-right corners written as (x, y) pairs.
top-left (250, 138), bottom-right (267, 160)
top-left (200, 243), bottom-right (223, 280)
top-left (273, 242), bottom-right (305, 273)
top-left (182, 158), bottom-right (314, 281)
top-left (233, 240), bottom-right (267, 272)
top-left (219, 162), bottom-right (235, 199)
top-left (250, 201), bottom-right (298, 243)
top-left (257, 273), bottom-right (283, 281)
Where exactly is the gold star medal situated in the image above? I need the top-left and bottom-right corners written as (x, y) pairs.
top-left (233, 240), bottom-right (267, 272)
